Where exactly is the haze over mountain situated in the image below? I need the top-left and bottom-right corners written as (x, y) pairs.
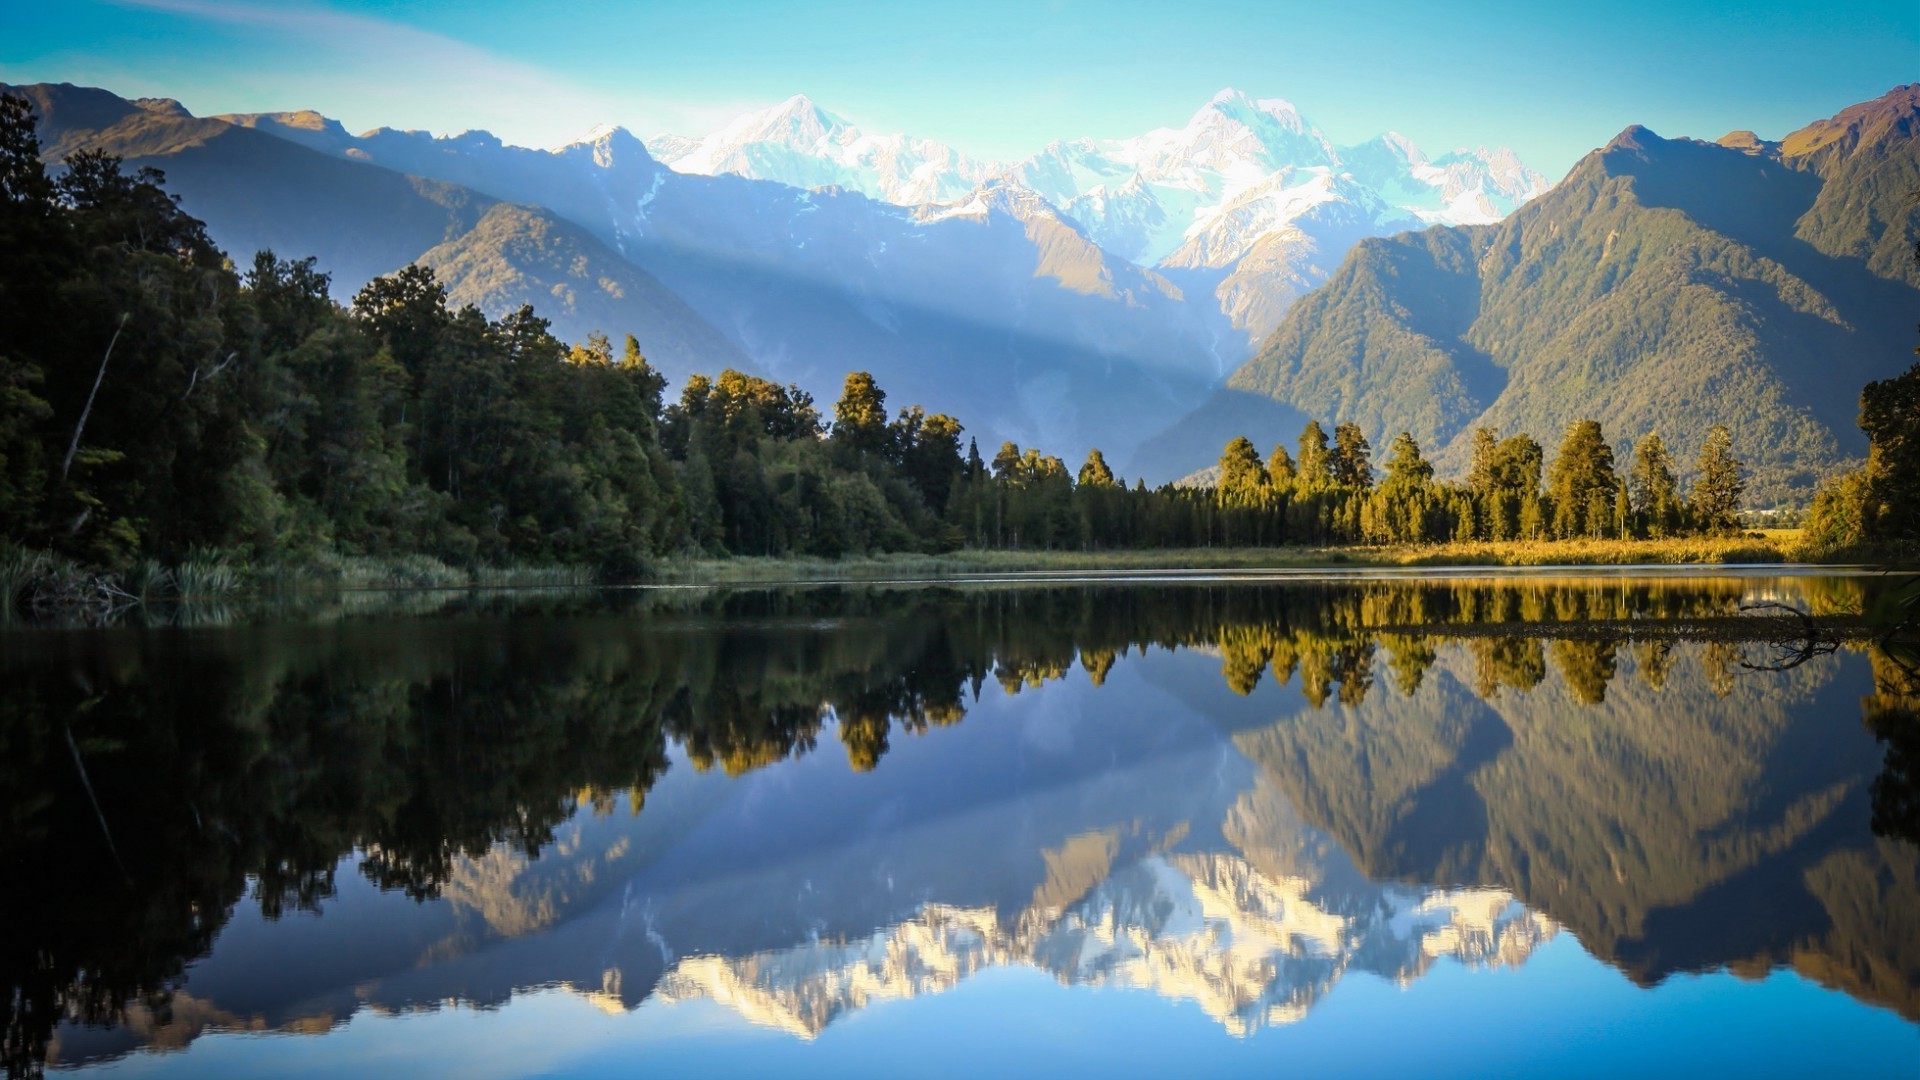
top-left (7, 82), bottom-right (754, 383)
top-left (11, 79), bottom-right (1915, 494)
top-left (1134, 85), bottom-right (1920, 503)
top-left (16, 81), bottom-right (1231, 465)
top-left (654, 89), bottom-right (1548, 349)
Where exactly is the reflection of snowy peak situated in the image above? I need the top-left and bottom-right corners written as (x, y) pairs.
top-left (652, 95), bottom-right (995, 206)
top-left (654, 851), bottom-right (1556, 1038)
top-left (657, 905), bottom-right (1005, 1038)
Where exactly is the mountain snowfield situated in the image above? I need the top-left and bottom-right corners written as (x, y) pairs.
top-left (648, 94), bottom-right (996, 205)
top-left (653, 89), bottom-right (1549, 346)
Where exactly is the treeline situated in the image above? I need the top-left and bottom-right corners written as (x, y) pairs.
top-left (1113, 411), bottom-right (1758, 545)
top-left (7, 89), bottom-right (1914, 579)
top-left (0, 93), bottom-right (971, 573)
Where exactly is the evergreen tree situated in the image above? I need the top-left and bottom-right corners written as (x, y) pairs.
top-left (1217, 436), bottom-right (1267, 500)
top-left (1297, 421), bottom-right (1332, 486)
top-left (1547, 420), bottom-right (1619, 539)
top-left (831, 370), bottom-right (889, 456)
top-left (1466, 427), bottom-right (1500, 492)
top-left (1690, 425), bottom-right (1745, 534)
top-left (1331, 422), bottom-right (1373, 489)
top-left (1381, 432), bottom-right (1433, 487)
top-left (1077, 448), bottom-right (1116, 488)
top-left (1860, 362), bottom-right (1920, 541)
top-left (1627, 432), bottom-right (1680, 538)
top-left (1266, 444), bottom-right (1297, 487)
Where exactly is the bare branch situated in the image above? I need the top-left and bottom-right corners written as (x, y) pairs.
top-left (62, 312), bottom-right (130, 480)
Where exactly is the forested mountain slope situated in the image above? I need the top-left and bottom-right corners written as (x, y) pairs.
top-left (6, 83), bottom-right (751, 383)
top-left (1135, 86), bottom-right (1920, 503)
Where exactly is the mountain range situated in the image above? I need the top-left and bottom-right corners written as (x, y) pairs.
top-left (7, 81), bottom-right (1546, 473)
top-left (649, 90), bottom-right (1546, 351)
top-left (9, 81), bottom-right (1915, 497)
top-left (1136, 84), bottom-right (1920, 502)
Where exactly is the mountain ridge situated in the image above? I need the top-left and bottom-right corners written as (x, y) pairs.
top-left (1132, 85), bottom-right (1920, 500)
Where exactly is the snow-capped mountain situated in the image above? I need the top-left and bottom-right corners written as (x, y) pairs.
top-left (194, 97), bottom-right (1227, 464)
top-left (651, 94), bottom-right (995, 206)
top-left (649, 88), bottom-right (1548, 348)
top-left (54, 82), bottom-right (1551, 475)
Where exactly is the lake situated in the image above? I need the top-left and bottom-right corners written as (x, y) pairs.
top-left (4, 570), bottom-right (1918, 1078)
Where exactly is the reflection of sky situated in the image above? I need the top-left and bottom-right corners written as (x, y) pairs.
top-left (42, 612), bottom-right (1920, 1076)
top-left (75, 940), bottom-right (1920, 1079)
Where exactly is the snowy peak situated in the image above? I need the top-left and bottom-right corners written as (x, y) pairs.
top-left (648, 95), bottom-right (992, 206)
top-left (554, 123), bottom-right (655, 170)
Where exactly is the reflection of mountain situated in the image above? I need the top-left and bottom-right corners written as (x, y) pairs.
top-left (656, 844), bottom-right (1555, 1039)
top-left (1238, 638), bottom-right (1920, 1018)
top-left (6, 576), bottom-right (1918, 1074)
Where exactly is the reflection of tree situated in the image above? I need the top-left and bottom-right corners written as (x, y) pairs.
top-left (1471, 638), bottom-right (1546, 699)
top-left (1239, 628), bottom-right (1920, 1021)
top-left (1634, 639), bottom-right (1675, 690)
top-left (1, 574), bottom-right (1904, 1074)
top-left (1548, 640), bottom-right (1618, 705)
top-left (1863, 652), bottom-right (1920, 846)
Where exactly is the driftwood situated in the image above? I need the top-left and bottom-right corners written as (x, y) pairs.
top-left (1737, 600), bottom-right (1841, 671)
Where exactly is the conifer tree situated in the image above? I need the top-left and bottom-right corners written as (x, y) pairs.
top-left (1297, 421), bottom-right (1332, 486)
top-left (1467, 427), bottom-right (1499, 492)
top-left (1860, 362), bottom-right (1920, 540)
top-left (1077, 448), bottom-right (1116, 488)
top-left (1217, 436), bottom-right (1267, 500)
top-left (831, 371), bottom-right (889, 456)
top-left (1690, 425), bottom-right (1745, 534)
top-left (1547, 420), bottom-right (1619, 539)
top-left (1382, 432), bottom-right (1433, 488)
top-left (1627, 432), bottom-right (1680, 538)
top-left (1331, 422), bottom-right (1373, 489)
top-left (1266, 444), bottom-right (1297, 487)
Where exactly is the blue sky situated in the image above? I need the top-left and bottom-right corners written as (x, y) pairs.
top-left (4, 0), bottom-right (1914, 179)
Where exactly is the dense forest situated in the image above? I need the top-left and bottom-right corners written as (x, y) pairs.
top-left (3, 92), bottom-right (1916, 596)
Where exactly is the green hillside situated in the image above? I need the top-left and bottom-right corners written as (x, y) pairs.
top-left (1137, 86), bottom-right (1920, 504)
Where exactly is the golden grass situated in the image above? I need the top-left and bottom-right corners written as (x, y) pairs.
top-left (648, 534), bottom-right (1841, 585)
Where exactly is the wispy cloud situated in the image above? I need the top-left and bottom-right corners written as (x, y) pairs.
top-left (96, 0), bottom-right (703, 146)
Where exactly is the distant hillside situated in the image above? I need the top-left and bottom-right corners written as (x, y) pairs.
top-left (8, 82), bottom-right (750, 384)
top-left (1134, 85), bottom-right (1920, 504)
top-left (418, 203), bottom-right (750, 373)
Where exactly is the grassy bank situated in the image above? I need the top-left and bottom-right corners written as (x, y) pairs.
top-left (648, 532), bottom-right (1841, 584)
top-left (2, 530), bottom-right (1876, 622)
top-left (1, 546), bottom-right (600, 623)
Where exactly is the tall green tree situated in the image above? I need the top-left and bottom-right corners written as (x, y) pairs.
top-left (1689, 425), bottom-right (1745, 535)
top-left (831, 371), bottom-right (889, 457)
top-left (1547, 420), bottom-right (1619, 539)
top-left (1331, 422), bottom-right (1373, 489)
top-left (1627, 432), bottom-right (1680, 538)
top-left (1466, 427), bottom-right (1500, 493)
top-left (1077, 448), bottom-right (1116, 489)
top-left (1217, 436), bottom-right (1267, 501)
top-left (1297, 421), bottom-right (1332, 486)
top-left (1381, 432), bottom-right (1433, 488)
top-left (1266, 444), bottom-right (1296, 487)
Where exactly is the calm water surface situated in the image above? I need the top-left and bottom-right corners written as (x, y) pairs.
top-left (4, 572), bottom-right (1918, 1077)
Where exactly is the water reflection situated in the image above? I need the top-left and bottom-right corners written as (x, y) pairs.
top-left (1, 575), bottom-right (1915, 1075)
